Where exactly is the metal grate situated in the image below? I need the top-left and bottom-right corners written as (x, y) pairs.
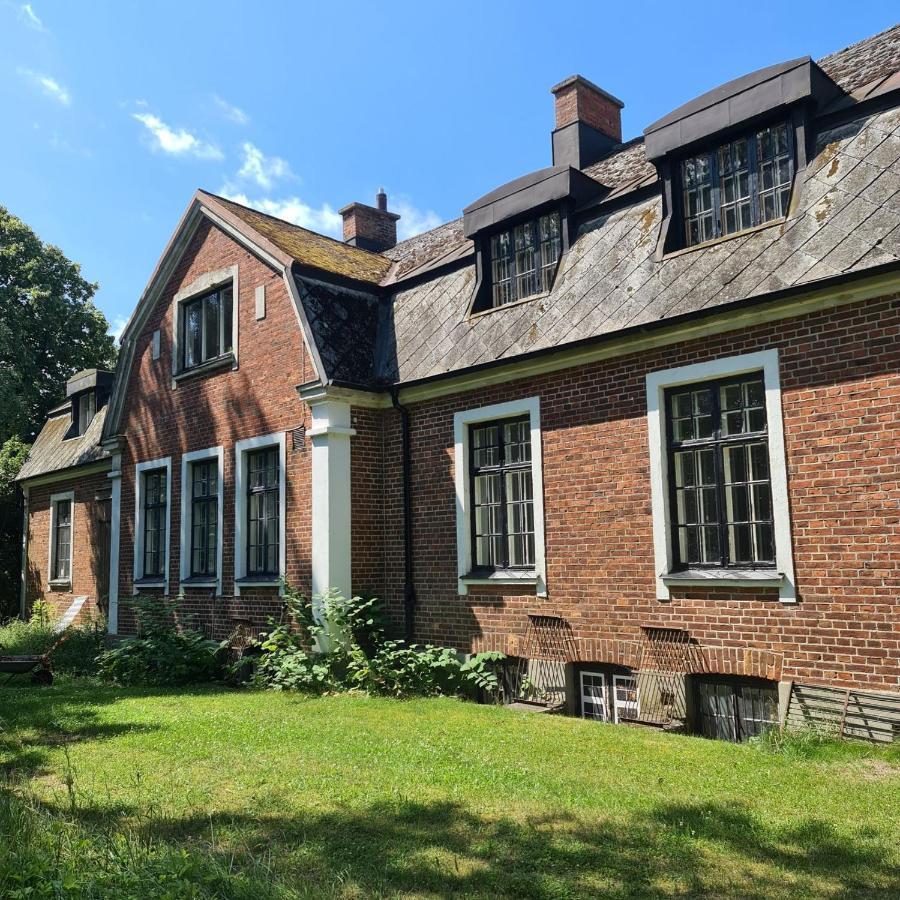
top-left (629, 626), bottom-right (705, 727)
top-left (513, 614), bottom-right (578, 707)
top-left (291, 424), bottom-right (307, 452)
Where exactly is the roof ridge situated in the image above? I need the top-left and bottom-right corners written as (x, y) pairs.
top-left (198, 189), bottom-right (385, 261)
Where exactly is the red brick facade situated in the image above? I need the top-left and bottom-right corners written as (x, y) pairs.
top-left (362, 292), bottom-right (900, 693)
top-left (24, 468), bottom-right (111, 623)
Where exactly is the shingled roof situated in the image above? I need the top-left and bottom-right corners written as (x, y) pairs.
top-left (17, 405), bottom-right (110, 482)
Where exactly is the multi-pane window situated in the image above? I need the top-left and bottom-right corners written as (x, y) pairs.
top-left (142, 469), bottom-right (167, 578)
top-left (490, 211), bottom-right (561, 307)
top-left (76, 392), bottom-right (96, 436)
top-left (695, 676), bottom-right (778, 742)
top-left (182, 286), bottom-right (234, 370)
top-left (666, 373), bottom-right (774, 568)
top-left (190, 460), bottom-right (218, 577)
top-left (469, 417), bottom-right (534, 571)
top-left (247, 448), bottom-right (279, 576)
top-left (580, 671), bottom-right (608, 721)
top-left (682, 121), bottom-right (793, 247)
top-left (52, 499), bottom-right (72, 581)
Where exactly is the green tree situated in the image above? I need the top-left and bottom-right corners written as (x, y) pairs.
top-left (0, 205), bottom-right (116, 442)
top-left (0, 207), bottom-right (117, 616)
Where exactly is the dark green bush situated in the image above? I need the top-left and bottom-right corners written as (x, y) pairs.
top-left (96, 594), bottom-right (222, 686)
top-left (249, 586), bottom-right (506, 700)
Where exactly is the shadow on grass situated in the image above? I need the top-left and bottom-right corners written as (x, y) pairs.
top-left (11, 794), bottom-right (897, 899)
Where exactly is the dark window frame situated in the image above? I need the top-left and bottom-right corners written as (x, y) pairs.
top-left (484, 209), bottom-right (563, 309)
top-left (693, 674), bottom-right (779, 743)
top-left (52, 498), bottom-right (72, 581)
top-left (677, 119), bottom-right (795, 249)
top-left (180, 285), bottom-right (234, 371)
top-left (665, 372), bottom-right (775, 570)
top-left (189, 459), bottom-right (218, 578)
top-left (468, 415), bottom-right (535, 573)
top-left (142, 469), bottom-right (168, 579)
top-left (246, 447), bottom-right (280, 578)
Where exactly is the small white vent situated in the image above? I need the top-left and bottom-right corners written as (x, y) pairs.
top-left (255, 284), bottom-right (266, 320)
top-left (151, 330), bottom-right (160, 360)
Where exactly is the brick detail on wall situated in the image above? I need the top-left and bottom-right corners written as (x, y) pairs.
top-left (360, 292), bottom-right (900, 693)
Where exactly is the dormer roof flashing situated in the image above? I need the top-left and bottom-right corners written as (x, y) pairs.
top-left (644, 56), bottom-right (845, 161)
top-left (462, 165), bottom-right (606, 238)
top-left (65, 368), bottom-right (114, 398)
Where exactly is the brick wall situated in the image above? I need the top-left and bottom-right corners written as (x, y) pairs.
top-left (25, 468), bottom-right (111, 623)
top-left (366, 293), bottom-right (900, 692)
top-left (116, 218), bottom-right (315, 638)
top-left (553, 80), bottom-right (622, 141)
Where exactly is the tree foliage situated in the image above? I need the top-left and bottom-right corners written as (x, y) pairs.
top-left (0, 205), bottom-right (116, 443)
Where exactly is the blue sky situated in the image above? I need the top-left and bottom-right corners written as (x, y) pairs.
top-left (1, 1), bottom-right (896, 337)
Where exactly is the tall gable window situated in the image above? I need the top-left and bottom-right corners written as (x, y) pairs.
top-left (182, 286), bottom-right (233, 370)
top-left (190, 460), bottom-right (218, 577)
top-left (142, 469), bottom-right (168, 578)
top-left (490, 212), bottom-right (562, 307)
top-left (247, 447), bottom-right (280, 576)
top-left (49, 492), bottom-right (74, 584)
top-left (682, 122), bottom-right (793, 247)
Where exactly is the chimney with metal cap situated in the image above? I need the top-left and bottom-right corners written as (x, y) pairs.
top-left (339, 188), bottom-right (400, 252)
top-left (550, 75), bottom-right (624, 169)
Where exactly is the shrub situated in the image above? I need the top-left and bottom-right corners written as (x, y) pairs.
top-left (0, 605), bottom-right (105, 676)
top-left (249, 586), bottom-right (506, 701)
top-left (96, 594), bottom-right (222, 686)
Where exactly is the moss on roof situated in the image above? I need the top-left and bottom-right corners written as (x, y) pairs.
top-left (202, 192), bottom-right (392, 284)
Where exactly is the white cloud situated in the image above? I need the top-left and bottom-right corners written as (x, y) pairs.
top-left (132, 112), bottom-right (223, 160)
top-left (213, 94), bottom-right (248, 125)
top-left (219, 189), bottom-right (342, 238)
top-left (18, 68), bottom-right (70, 105)
top-left (237, 142), bottom-right (292, 190)
top-left (393, 198), bottom-right (443, 241)
top-left (109, 316), bottom-right (128, 344)
top-left (19, 3), bottom-right (43, 30)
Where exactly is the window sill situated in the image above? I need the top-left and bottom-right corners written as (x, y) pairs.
top-left (235, 576), bottom-right (281, 589)
top-left (662, 217), bottom-right (785, 260)
top-left (460, 569), bottom-right (538, 588)
top-left (661, 569), bottom-right (785, 589)
top-left (134, 577), bottom-right (166, 589)
top-left (468, 291), bottom-right (550, 321)
top-left (173, 353), bottom-right (235, 383)
top-left (48, 578), bottom-right (71, 589)
top-left (180, 577), bottom-right (218, 589)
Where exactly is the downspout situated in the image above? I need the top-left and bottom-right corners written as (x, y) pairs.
top-left (390, 387), bottom-right (416, 642)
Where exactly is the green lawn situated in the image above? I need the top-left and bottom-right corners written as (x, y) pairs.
top-left (1, 682), bottom-right (898, 898)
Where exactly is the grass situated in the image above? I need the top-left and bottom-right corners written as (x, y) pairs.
top-left (0, 681), bottom-right (898, 898)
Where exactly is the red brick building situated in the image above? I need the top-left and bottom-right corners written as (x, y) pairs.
top-left (18, 27), bottom-right (900, 740)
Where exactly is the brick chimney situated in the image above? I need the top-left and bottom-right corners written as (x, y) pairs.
top-left (339, 189), bottom-right (401, 252)
top-left (550, 75), bottom-right (624, 170)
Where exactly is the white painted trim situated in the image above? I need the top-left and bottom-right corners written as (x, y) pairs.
top-left (453, 396), bottom-right (546, 597)
top-left (234, 432), bottom-right (286, 595)
top-left (179, 446), bottom-right (224, 594)
top-left (255, 284), bottom-right (266, 320)
top-left (107, 454), bottom-right (122, 634)
top-left (47, 490), bottom-right (75, 586)
top-left (580, 670), bottom-right (607, 721)
top-left (171, 264), bottom-right (239, 378)
top-left (133, 456), bottom-right (172, 594)
top-left (645, 348), bottom-right (796, 603)
top-left (307, 400), bottom-right (354, 605)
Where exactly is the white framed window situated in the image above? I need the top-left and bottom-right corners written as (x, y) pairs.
top-left (133, 456), bottom-right (172, 592)
top-left (172, 265), bottom-right (239, 376)
top-left (646, 349), bottom-right (796, 602)
top-left (179, 446), bottom-right (224, 593)
top-left (580, 671), bottom-right (607, 720)
top-left (613, 674), bottom-right (639, 723)
top-left (453, 397), bottom-right (546, 596)
top-left (48, 490), bottom-right (75, 585)
top-left (234, 432), bottom-right (286, 593)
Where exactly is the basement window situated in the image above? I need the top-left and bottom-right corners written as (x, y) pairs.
top-left (693, 675), bottom-right (778, 742)
top-left (580, 669), bottom-right (639, 724)
top-left (681, 121), bottom-right (793, 247)
top-left (181, 286), bottom-right (233, 370)
top-left (489, 211), bottom-right (562, 308)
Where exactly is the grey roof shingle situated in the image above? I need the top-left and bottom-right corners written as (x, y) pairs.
top-left (380, 106), bottom-right (900, 384)
top-left (17, 406), bottom-right (110, 482)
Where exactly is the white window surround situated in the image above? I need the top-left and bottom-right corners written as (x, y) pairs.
top-left (179, 446), bottom-right (225, 593)
top-left (171, 264), bottom-right (239, 377)
top-left (48, 490), bottom-right (75, 586)
top-left (234, 431), bottom-right (286, 594)
top-left (645, 348), bottom-right (796, 603)
top-left (453, 396), bottom-right (547, 596)
top-left (133, 456), bottom-right (172, 593)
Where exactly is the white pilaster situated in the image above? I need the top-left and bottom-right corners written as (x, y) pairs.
top-left (307, 399), bottom-right (355, 602)
top-left (107, 451), bottom-right (122, 634)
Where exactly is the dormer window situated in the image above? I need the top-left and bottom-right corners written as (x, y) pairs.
top-left (682, 122), bottom-right (793, 247)
top-left (490, 212), bottom-right (562, 307)
top-left (75, 391), bottom-right (96, 436)
top-left (181, 286), bottom-right (233, 370)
